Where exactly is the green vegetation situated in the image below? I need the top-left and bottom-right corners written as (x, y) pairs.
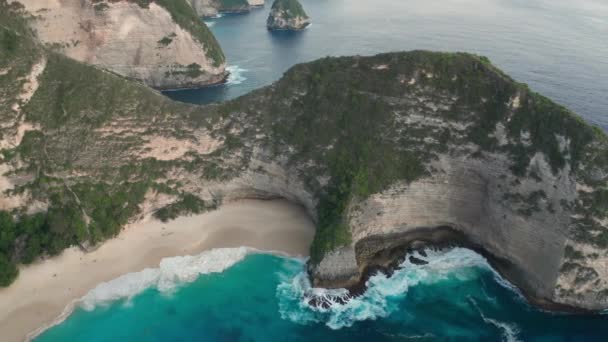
top-left (154, 0), bottom-right (225, 66)
top-left (90, 0), bottom-right (224, 64)
top-left (236, 54), bottom-right (436, 262)
top-left (558, 260), bottom-right (600, 286)
top-left (23, 53), bottom-right (172, 130)
top-left (505, 92), bottom-right (596, 175)
top-left (0, 1), bottom-right (187, 286)
top-left (165, 63), bottom-right (206, 79)
top-left (93, 2), bottom-right (110, 13)
top-left (564, 245), bottom-right (584, 260)
top-left (570, 215), bottom-right (608, 249)
top-left (237, 51), bottom-right (608, 263)
top-left (157, 32), bottom-right (177, 47)
top-left (1, 28), bottom-right (18, 54)
top-left (271, 0), bottom-right (308, 18)
top-left (122, 0), bottom-right (225, 66)
top-left (154, 194), bottom-right (216, 222)
top-left (217, 0), bottom-right (249, 11)
top-left (0, 0), bottom-right (41, 121)
top-left (0, 180), bottom-right (150, 286)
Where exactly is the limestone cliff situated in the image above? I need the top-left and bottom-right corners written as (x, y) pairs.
top-left (267, 0), bottom-right (310, 30)
top-left (17, 0), bottom-right (226, 89)
top-left (1, 2), bottom-right (607, 312)
top-left (187, 0), bottom-right (264, 17)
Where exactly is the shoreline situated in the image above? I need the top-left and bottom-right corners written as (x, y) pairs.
top-left (323, 227), bottom-right (600, 315)
top-left (25, 247), bottom-right (301, 341)
top-left (0, 199), bottom-right (316, 342)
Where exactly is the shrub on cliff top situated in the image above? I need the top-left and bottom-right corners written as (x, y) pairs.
top-left (271, 0), bottom-right (308, 18)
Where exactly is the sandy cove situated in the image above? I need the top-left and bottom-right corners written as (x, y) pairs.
top-left (0, 199), bottom-right (316, 342)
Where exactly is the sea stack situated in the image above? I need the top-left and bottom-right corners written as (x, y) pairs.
top-left (267, 0), bottom-right (311, 31)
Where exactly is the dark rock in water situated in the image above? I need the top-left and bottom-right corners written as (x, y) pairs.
top-left (409, 256), bottom-right (428, 265)
top-left (418, 249), bottom-right (428, 258)
top-left (267, 0), bottom-right (310, 31)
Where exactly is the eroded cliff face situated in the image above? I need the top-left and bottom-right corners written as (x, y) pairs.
top-left (18, 0), bottom-right (226, 89)
top-left (295, 58), bottom-right (608, 311)
top-left (1, 5), bottom-right (607, 311)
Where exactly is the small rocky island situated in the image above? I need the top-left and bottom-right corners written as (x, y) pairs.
top-left (16, 0), bottom-right (227, 90)
top-left (267, 0), bottom-right (311, 31)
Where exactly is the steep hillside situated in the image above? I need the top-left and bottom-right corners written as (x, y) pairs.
top-left (16, 0), bottom-right (226, 89)
top-left (1, 1), bottom-right (607, 311)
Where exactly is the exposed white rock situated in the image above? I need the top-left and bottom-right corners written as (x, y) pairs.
top-left (19, 0), bottom-right (226, 89)
top-left (267, 0), bottom-right (310, 31)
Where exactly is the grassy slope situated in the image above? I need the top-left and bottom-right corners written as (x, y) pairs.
top-left (227, 51), bottom-right (608, 263)
top-left (1, 1), bottom-right (607, 285)
top-left (218, 0), bottom-right (250, 11)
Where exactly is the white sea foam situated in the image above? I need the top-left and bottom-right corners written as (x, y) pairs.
top-left (80, 247), bottom-right (251, 310)
top-left (226, 65), bottom-right (247, 85)
top-left (483, 316), bottom-right (522, 342)
top-left (470, 297), bottom-right (522, 342)
top-left (277, 248), bottom-right (510, 329)
top-left (204, 21), bottom-right (215, 28)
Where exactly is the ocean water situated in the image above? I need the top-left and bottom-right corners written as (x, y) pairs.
top-left (36, 248), bottom-right (608, 341)
top-left (165, 0), bottom-right (608, 130)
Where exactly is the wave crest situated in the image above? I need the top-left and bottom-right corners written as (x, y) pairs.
top-left (277, 248), bottom-right (495, 329)
top-left (226, 65), bottom-right (247, 85)
top-left (81, 247), bottom-right (250, 310)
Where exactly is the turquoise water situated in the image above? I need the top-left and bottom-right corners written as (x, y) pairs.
top-left (36, 249), bottom-right (608, 341)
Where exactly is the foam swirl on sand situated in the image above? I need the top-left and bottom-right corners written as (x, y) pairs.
top-left (277, 248), bottom-right (522, 332)
top-left (80, 247), bottom-right (251, 310)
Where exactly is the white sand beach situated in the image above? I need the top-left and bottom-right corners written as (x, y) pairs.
top-left (0, 199), bottom-right (316, 342)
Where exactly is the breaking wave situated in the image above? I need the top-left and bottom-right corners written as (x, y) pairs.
top-left (80, 247), bottom-right (251, 310)
top-left (226, 65), bottom-right (247, 85)
top-left (277, 248), bottom-right (513, 329)
top-left (470, 297), bottom-right (522, 342)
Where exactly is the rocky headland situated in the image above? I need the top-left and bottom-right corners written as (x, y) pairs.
top-left (1, 0), bottom-right (607, 314)
top-left (16, 0), bottom-right (227, 89)
top-left (267, 0), bottom-right (310, 30)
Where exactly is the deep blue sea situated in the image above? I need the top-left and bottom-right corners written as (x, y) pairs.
top-left (37, 1), bottom-right (608, 340)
